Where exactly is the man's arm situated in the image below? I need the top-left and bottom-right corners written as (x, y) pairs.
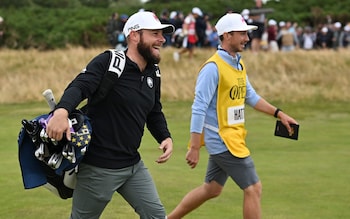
top-left (253, 98), bottom-right (298, 134)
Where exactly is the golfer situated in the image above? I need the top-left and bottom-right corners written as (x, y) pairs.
top-left (168, 13), bottom-right (298, 219)
top-left (46, 11), bottom-right (174, 219)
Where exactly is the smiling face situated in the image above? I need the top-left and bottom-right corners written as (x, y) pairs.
top-left (224, 31), bottom-right (250, 53)
top-left (137, 29), bottom-right (165, 64)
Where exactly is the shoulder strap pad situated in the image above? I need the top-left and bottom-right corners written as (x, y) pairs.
top-left (107, 49), bottom-right (126, 78)
top-left (86, 50), bottom-right (126, 107)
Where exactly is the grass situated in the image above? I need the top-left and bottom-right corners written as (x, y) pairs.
top-left (1, 47), bottom-right (350, 218)
top-left (1, 100), bottom-right (350, 219)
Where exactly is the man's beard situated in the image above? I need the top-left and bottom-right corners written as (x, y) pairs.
top-left (137, 37), bottom-right (161, 64)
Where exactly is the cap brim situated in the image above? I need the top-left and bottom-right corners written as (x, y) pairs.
top-left (217, 25), bottom-right (258, 36)
top-left (144, 24), bottom-right (175, 34)
top-left (230, 25), bottom-right (258, 32)
top-left (247, 25), bottom-right (258, 30)
top-left (162, 25), bottom-right (175, 34)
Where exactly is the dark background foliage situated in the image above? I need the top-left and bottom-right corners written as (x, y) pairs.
top-left (0, 0), bottom-right (349, 49)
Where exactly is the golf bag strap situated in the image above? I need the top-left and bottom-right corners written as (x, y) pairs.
top-left (81, 49), bottom-right (126, 111)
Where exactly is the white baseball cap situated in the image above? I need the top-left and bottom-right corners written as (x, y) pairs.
top-left (215, 13), bottom-right (258, 36)
top-left (344, 25), bottom-right (350, 32)
top-left (192, 7), bottom-right (203, 16)
top-left (241, 9), bottom-right (250, 20)
top-left (334, 22), bottom-right (342, 28)
top-left (123, 11), bottom-right (175, 37)
top-left (268, 19), bottom-right (277, 26)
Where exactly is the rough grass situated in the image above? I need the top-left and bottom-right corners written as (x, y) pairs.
top-left (1, 47), bottom-right (350, 103)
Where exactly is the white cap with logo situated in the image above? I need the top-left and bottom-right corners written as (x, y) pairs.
top-left (123, 11), bottom-right (175, 37)
top-left (215, 13), bottom-right (258, 36)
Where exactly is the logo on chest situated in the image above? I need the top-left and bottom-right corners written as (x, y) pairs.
top-left (229, 77), bottom-right (246, 100)
top-left (147, 77), bottom-right (153, 88)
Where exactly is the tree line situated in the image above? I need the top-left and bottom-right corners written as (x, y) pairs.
top-left (0, 0), bottom-right (349, 49)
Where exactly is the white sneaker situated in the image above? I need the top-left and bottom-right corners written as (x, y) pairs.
top-left (173, 52), bottom-right (180, 62)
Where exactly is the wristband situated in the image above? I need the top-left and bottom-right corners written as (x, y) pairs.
top-left (274, 108), bottom-right (282, 118)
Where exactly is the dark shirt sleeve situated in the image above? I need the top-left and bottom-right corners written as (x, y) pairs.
top-left (55, 52), bottom-right (111, 114)
top-left (55, 86), bottom-right (83, 114)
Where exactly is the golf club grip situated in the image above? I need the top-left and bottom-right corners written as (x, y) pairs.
top-left (42, 89), bottom-right (56, 111)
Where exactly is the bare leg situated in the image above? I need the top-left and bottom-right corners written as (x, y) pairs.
top-left (251, 38), bottom-right (261, 53)
top-left (188, 48), bottom-right (194, 60)
top-left (167, 181), bottom-right (223, 219)
top-left (179, 48), bottom-right (187, 56)
top-left (243, 181), bottom-right (262, 219)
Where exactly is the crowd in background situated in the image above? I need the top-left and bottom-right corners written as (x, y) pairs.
top-left (106, 7), bottom-right (350, 56)
top-left (106, 7), bottom-right (220, 54)
top-left (246, 10), bottom-right (350, 53)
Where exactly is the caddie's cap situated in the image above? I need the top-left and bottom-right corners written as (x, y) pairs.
top-left (215, 13), bottom-right (257, 36)
top-left (123, 11), bottom-right (175, 37)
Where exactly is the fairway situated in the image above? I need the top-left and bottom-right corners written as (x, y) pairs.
top-left (1, 100), bottom-right (349, 219)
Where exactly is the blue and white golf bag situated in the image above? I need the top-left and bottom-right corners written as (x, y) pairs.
top-left (18, 110), bottom-right (92, 199)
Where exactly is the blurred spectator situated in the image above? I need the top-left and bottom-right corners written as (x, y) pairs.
top-left (301, 26), bottom-right (316, 50)
top-left (119, 14), bottom-right (128, 31)
top-left (241, 9), bottom-right (252, 50)
top-left (0, 16), bottom-right (4, 47)
top-left (241, 9), bottom-right (250, 21)
top-left (106, 12), bottom-right (127, 49)
top-left (260, 31), bottom-right (269, 51)
top-left (204, 13), bottom-right (213, 47)
top-left (332, 22), bottom-right (342, 50)
top-left (247, 1), bottom-right (266, 53)
top-left (288, 21), bottom-right (300, 48)
top-left (296, 26), bottom-right (304, 49)
top-left (115, 14), bottom-right (128, 50)
top-left (277, 21), bottom-right (298, 52)
top-left (207, 26), bottom-right (219, 49)
top-left (340, 24), bottom-right (350, 48)
top-left (248, 12), bottom-right (265, 53)
top-left (172, 28), bottom-right (184, 48)
top-left (159, 9), bottom-right (172, 47)
top-left (173, 7), bottom-right (201, 61)
top-left (195, 10), bottom-right (207, 47)
top-left (316, 26), bottom-right (333, 49)
top-left (106, 12), bottom-right (120, 47)
top-left (169, 11), bottom-right (184, 30)
top-left (267, 19), bottom-right (278, 52)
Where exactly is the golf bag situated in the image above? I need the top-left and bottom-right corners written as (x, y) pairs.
top-left (17, 49), bottom-right (126, 199)
top-left (18, 110), bottom-right (92, 199)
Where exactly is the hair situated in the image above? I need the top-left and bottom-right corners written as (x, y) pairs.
top-left (219, 31), bottom-right (234, 41)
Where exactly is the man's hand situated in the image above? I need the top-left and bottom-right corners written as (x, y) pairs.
top-left (278, 111), bottom-right (298, 136)
top-left (46, 108), bottom-right (71, 141)
top-left (186, 132), bottom-right (202, 169)
top-left (156, 137), bottom-right (173, 163)
top-left (186, 147), bottom-right (200, 169)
